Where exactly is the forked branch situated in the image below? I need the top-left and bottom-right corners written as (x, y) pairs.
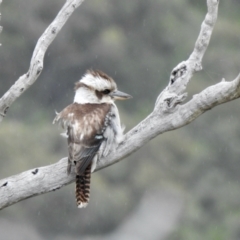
top-left (1, 0), bottom-right (239, 210)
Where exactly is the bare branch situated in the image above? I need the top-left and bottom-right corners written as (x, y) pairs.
top-left (1, 73), bottom-right (240, 210)
top-left (0, 0), bottom-right (85, 122)
top-left (1, 0), bottom-right (239, 211)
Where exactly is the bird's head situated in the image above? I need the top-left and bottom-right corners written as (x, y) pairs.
top-left (74, 69), bottom-right (132, 104)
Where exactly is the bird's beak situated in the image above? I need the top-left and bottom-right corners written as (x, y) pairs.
top-left (109, 90), bottom-right (132, 100)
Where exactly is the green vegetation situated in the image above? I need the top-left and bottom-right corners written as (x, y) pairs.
top-left (1, 0), bottom-right (240, 239)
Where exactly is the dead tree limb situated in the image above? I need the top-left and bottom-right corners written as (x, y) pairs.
top-left (1, 0), bottom-right (239, 210)
top-left (0, 0), bottom-right (85, 121)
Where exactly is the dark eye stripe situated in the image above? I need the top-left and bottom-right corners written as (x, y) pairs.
top-left (102, 89), bottom-right (110, 94)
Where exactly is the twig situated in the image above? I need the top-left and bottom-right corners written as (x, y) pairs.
top-left (2, 0), bottom-right (239, 211)
top-left (0, 0), bottom-right (85, 121)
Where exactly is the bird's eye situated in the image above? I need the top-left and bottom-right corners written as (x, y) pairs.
top-left (102, 89), bottom-right (111, 94)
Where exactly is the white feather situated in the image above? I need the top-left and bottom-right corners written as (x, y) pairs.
top-left (60, 132), bottom-right (68, 138)
top-left (100, 104), bottom-right (124, 158)
top-left (80, 73), bottom-right (116, 91)
top-left (78, 202), bottom-right (88, 208)
top-left (74, 73), bottom-right (116, 104)
top-left (91, 156), bottom-right (98, 173)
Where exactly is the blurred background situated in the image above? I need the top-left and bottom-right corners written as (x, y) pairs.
top-left (1, 0), bottom-right (240, 239)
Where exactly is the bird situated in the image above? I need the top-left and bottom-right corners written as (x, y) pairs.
top-left (53, 69), bottom-right (132, 208)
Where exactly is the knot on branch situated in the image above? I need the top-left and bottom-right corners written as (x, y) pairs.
top-left (51, 27), bottom-right (57, 34)
top-left (169, 62), bottom-right (187, 86)
top-left (36, 66), bottom-right (43, 75)
top-left (166, 61), bottom-right (193, 96)
top-left (0, 104), bottom-right (9, 117)
top-left (154, 91), bottom-right (187, 113)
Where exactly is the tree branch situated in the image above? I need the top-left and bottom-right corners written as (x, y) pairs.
top-left (0, 0), bottom-right (85, 122)
top-left (1, 0), bottom-right (239, 211)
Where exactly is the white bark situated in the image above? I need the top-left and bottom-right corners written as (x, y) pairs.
top-left (1, 0), bottom-right (239, 210)
top-left (0, 0), bottom-right (85, 121)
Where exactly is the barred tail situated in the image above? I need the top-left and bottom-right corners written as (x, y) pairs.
top-left (75, 163), bottom-right (91, 208)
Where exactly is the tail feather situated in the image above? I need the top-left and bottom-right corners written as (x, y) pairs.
top-left (76, 163), bottom-right (91, 208)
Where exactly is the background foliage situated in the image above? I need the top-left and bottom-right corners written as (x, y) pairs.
top-left (1, 0), bottom-right (240, 239)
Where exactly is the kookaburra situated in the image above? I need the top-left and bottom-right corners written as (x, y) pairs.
top-left (53, 69), bottom-right (131, 208)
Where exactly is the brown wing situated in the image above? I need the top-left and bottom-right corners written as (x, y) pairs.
top-left (53, 103), bottom-right (111, 175)
top-left (68, 129), bottom-right (102, 175)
